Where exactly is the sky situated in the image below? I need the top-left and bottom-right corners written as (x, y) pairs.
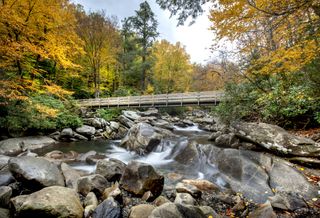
top-left (72, 0), bottom-right (215, 64)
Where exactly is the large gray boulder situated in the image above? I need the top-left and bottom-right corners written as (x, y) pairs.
top-left (95, 159), bottom-right (126, 182)
top-left (61, 163), bottom-right (81, 189)
top-left (233, 122), bottom-right (320, 157)
top-left (84, 118), bottom-right (108, 129)
top-left (11, 186), bottom-right (83, 218)
top-left (76, 125), bottom-right (96, 138)
top-left (120, 161), bottom-right (164, 197)
top-left (0, 136), bottom-right (56, 155)
top-left (120, 123), bottom-right (163, 155)
top-left (118, 115), bottom-right (134, 128)
top-left (122, 110), bottom-right (141, 121)
top-left (9, 156), bottom-right (65, 189)
top-left (214, 148), bottom-right (317, 207)
top-left (0, 186), bottom-right (12, 207)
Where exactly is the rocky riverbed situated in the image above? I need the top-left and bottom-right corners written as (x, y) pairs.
top-left (0, 108), bottom-right (320, 217)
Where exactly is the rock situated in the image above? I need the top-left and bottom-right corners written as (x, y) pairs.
top-left (233, 122), bottom-right (320, 157)
top-left (0, 208), bottom-right (10, 218)
top-left (123, 110), bottom-right (141, 121)
top-left (120, 123), bottom-right (163, 155)
top-left (151, 119), bottom-right (174, 130)
top-left (208, 131), bottom-right (222, 141)
top-left (120, 161), bottom-right (164, 197)
top-left (248, 201), bottom-right (276, 218)
top-left (86, 153), bottom-right (107, 164)
top-left (17, 150), bottom-right (38, 157)
top-left (215, 133), bottom-right (239, 148)
top-left (118, 115), bottom-right (134, 128)
top-left (84, 192), bottom-right (98, 218)
top-left (181, 179), bottom-right (219, 192)
top-left (61, 163), bottom-right (81, 189)
top-left (84, 118), bottom-right (108, 129)
top-left (149, 202), bottom-right (205, 218)
top-left (153, 196), bottom-right (170, 206)
top-left (0, 167), bottom-right (15, 187)
top-left (44, 150), bottom-right (78, 162)
top-left (214, 148), bottom-right (318, 206)
top-left (129, 204), bottom-right (155, 218)
top-left (77, 174), bottom-right (109, 196)
top-left (174, 193), bottom-right (196, 205)
top-left (288, 157), bottom-right (320, 168)
top-left (142, 190), bottom-right (154, 201)
top-left (95, 159), bottom-right (126, 182)
top-left (73, 132), bottom-right (89, 141)
top-left (110, 121), bottom-right (120, 131)
top-left (0, 186), bottom-right (12, 207)
top-left (176, 182), bottom-right (201, 198)
top-left (0, 136), bottom-right (56, 155)
top-left (0, 155), bottom-right (10, 169)
top-left (9, 156), bottom-right (65, 189)
top-left (199, 206), bottom-right (221, 218)
top-left (102, 183), bottom-right (122, 202)
top-left (174, 142), bottom-right (199, 166)
top-left (138, 108), bottom-right (159, 117)
top-left (11, 186), bottom-right (83, 218)
top-left (77, 150), bottom-right (97, 162)
top-left (60, 128), bottom-right (74, 138)
top-left (92, 197), bottom-right (121, 218)
top-left (76, 125), bottom-right (96, 138)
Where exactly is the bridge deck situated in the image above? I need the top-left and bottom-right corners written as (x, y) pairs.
top-left (78, 91), bottom-right (224, 108)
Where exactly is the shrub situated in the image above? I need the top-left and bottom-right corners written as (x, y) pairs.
top-left (96, 108), bottom-right (122, 121)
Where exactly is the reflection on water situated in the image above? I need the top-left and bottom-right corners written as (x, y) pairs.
top-left (40, 125), bottom-right (224, 185)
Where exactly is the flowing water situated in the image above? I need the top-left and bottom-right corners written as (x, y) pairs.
top-left (41, 125), bottom-right (225, 186)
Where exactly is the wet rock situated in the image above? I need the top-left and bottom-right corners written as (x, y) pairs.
top-left (288, 157), bottom-right (320, 168)
top-left (17, 150), bottom-right (38, 157)
top-left (120, 161), bottom-right (164, 197)
top-left (0, 186), bottom-right (12, 207)
top-left (11, 186), bottom-right (83, 218)
top-left (174, 142), bottom-right (199, 166)
top-left (92, 197), bottom-right (121, 218)
top-left (0, 136), bottom-right (56, 155)
top-left (86, 153), bottom-right (107, 164)
top-left (142, 191), bottom-right (154, 201)
top-left (123, 110), bottom-right (141, 121)
top-left (0, 208), bottom-right (10, 218)
top-left (0, 155), bottom-right (10, 169)
top-left (102, 183), bottom-right (122, 202)
top-left (208, 131), bottom-right (222, 141)
top-left (61, 163), bottom-right (81, 189)
top-left (73, 132), bottom-right (89, 141)
top-left (151, 119), bottom-right (174, 130)
top-left (118, 115), bottom-right (134, 128)
top-left (149, 202), bottom-right (206, 218)
top-left (76, 125), bottom-right (96, 138)
top-left (138, 108), bottom-right (159, 117)
top-left (77, 174), bottom-right (109, 196)
top-left (77, 150), bottom-right (97, 162)
top-left (9, 156), bottom-right (65, 189)
top-left (95, 159), bottom-right (126, 182)
top-left (120, 123), bottom-right (163, 155)
top-left (174, 193), bottom-right (196, 205)
top-left (248, 201), bottom-right (276, 218)
top-left (199, 206), bottom-right (221, 218)
top-left (84, 192), bottom-right (98, 218)
top-left (181, 179), bottom-right (219, 192)
top-left (129, 204), bottom-right (155, 218)
top-left (233, 122), bottom-right (320, 157)
top-left (176, 182), bottom-right (201, 198)
top-left (0, 167), bottom-right (15, 186)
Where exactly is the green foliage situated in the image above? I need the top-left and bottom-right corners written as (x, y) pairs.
top-left (96, 108), bottom-right (122, 121)
top-left (113, 87), bottom-right (141, 97)
top-left (214, 73), bottom-right (320, 128)
top-left (158, 107), bottom-right (189, 117)
top-left (0, 94), bottom-right (82, 135)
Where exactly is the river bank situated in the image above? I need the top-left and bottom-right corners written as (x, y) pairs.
top-left (0, 108), bottom-right (320, 217)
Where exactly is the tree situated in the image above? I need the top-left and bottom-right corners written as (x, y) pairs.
top-left (152, 40), bottom-right (193, 93)
top-left (124, 1), bottom-right (159, 91)
top-left (76, 10), bottom-right (121, 98)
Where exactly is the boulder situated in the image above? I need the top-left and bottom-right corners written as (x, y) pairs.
top-left (0, 136), bottom-right (56, 155)
top-left (95, 159), bottom-right (126, 182)
top-left (92, 197), bottom-right (121, 218)
top-left (0, 208), bottom-right (10, 218)
top-left (149, 202), bottom-right (206, 218)
top-left (176, 182), bottom-right (201, 198)
top-left (75, 125), bottom-right (96, 138)
top-left (0, 167), bottom-right (15, 186)
top-left (102, 183), bottom-right (122, 201)
top-left (110, 121), bottom-right (120, 131)
top-left (129, 204), bottom-right (155, 218)
top-left (233, 122), bottom-right (320, 157)
top-left (138, 108), bottom-right (159, 117)
top-left (151, 119), bottom-right (174, 130)
top-left (174, 142), bottom-right (199, 166)
top-left (123, 110), bottom-right (141, 121)
top-left (214, 148), bottom-right (318, 206)
top-left (120, 161), bottom-right (164, 197)
top-left (174, 193), bottom-right (196, 205)
top-left (118, 115), bottom-right (134, 128)
top-left (153, 196), bottom-right (171, 206)
top-left (60, 128), bottom-right (74, 138)
top-left (9, 156), bottom-right (65, 189)
top-left (61, 163), bottom-right (81, 189)
top-left (181, 179), bottom-right (219, 192)
top-left (77, 174), bottom-right (109, 196)
top-left (248, 201), bottom-right (276, 218)
top-left (0, 186), bottom-right (12, 207)
top-left (84, 118), bottom-right (108, 129)
top-left (84, 192), bottom-right (98, 218)
top-left (215, 133), bottom-right (239, 148)
top-left (120, 123), bottom-right (163, 155)
top-left (11, 186), bottom-right (83, 218)
top-left (0, 155), bottom-right (10, 169)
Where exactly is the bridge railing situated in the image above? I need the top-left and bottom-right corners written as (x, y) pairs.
top-left (77, 91), bottom-right (224, 108)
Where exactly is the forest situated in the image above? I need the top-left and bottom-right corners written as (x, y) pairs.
top-left (0, 0), bottom-right (319, 136)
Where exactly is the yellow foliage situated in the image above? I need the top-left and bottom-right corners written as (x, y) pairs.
top-left (34, 104), bottom-right (58, 118)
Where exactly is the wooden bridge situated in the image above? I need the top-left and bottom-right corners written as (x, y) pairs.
top-left (78, 91), bottom-right (224, 108)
